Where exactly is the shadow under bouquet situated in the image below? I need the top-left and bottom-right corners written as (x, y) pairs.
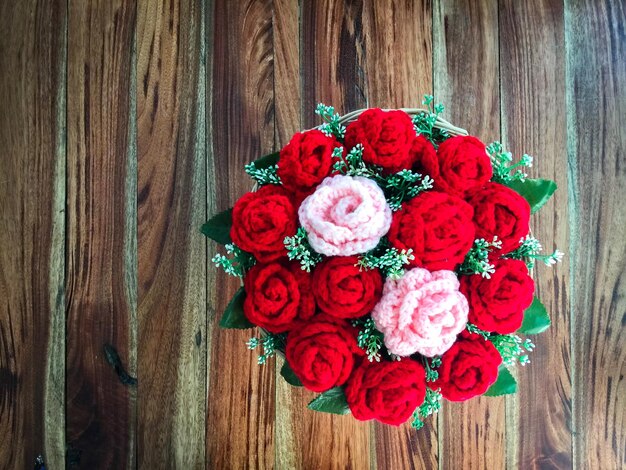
top-left (202, 96), bottom-right (562, 428)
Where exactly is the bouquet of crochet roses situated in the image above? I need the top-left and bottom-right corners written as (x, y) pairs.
top-left (202, 96), bottom-right (562, 428)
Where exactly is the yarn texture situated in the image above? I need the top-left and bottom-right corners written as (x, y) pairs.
top-left (431, 136), bottom-right (492, 196)
top-left (298, 175), bottom-right (392, 256)
top-left (460, 258), bottom-right (534, 334)
top-left (277, 129), bottom-right (341, 200)
top-left (286, 315), bottom-right (361, 392)
top-left (387, 191), bottom-right (475, 271)
top-left (434, 331), bottom-right (502, 401)
top-left (371, 267), bottom-right (469, 357)
top-left (312, 256), bottom-right (383, 319)
top-left (205, 101), bottom-right (561, 428)
top-left (466, 182), bottom-right (531, 253)
top-left (345, 358), bottom-right (427, 425)
top-left (410, 134), bottom-right (439, 179)
top-left (230, 185), bottom-right (297, 262)
top-left (344, 108), bottom-right (418, 173)
top-left (243, 261), bottom-right (315, 333)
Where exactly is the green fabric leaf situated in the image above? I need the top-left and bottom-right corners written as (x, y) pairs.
top-left (506, 178), bottom-right (557, 214)
top-left (251, 152), bottom-right (280, 170)
top-left (519, 297), bottom-right (551, 334)
top-left (307, 387), bottom-right (351, 415)
top-left (219, 287), bottom-right (253, 329)
top-left (280, 359), bottom-right (303, 387)
top-left (200, 208), bottom-right (233, 245)
top-left (484, 367), bottom-right (517, 397)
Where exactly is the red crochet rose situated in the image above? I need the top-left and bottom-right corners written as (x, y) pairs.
top-left (460, 259), bottom-right (534, 334)
top-left (312, 256), bottom-right (383, 319)
top-left (410, 134), bottom-right (439, 179)
top-left (433, 136), bottom-right (492, 196)
top-left (466, 182), bottom-right (530, 253)
top-left (345, 359), bottom-right (427, 425)
top-left (344, 108), bottom-right (417, 173)
top-left (387, 191), bottom-right (476, 271)
top-left (277, 130), bottom-right (340, 199)
top-left (243, 261), bottom-right (315, 333)
top-left (286, 316), bottom-right (361, 392)
top-left (433, 331), bottom-right (502, 401)
top-left (230, 185), bottom-right (297, 262)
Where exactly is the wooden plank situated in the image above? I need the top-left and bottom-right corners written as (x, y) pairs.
top-left (433, 1), bottom-right (504, 469)
top-left (303, 1), bottom-right (372, 467)
top-left (499, 1), bottom-right (572, 468)
top-left (66, 1), bottom-right (136, 467)
top-left (363, 0), bottom-right (432, 108)
top-left (565, 0), bottom-right (626, 468)
top-left (273, 0), bottom-right (301, 146)
top-left (301, 0), bottom-right (368, 119)
top-left (272, 0), bottom-right (303, 467)
top-left (206, 0), bottom-right (275, 468)
top-left (0, 1), bottom-right (66, 469)
top-left (136, 0), bottom-right (206, 467)
top-left (361, 2), bottom-right (438, 469)
top-left (273, 1), bottom-right (374, 468)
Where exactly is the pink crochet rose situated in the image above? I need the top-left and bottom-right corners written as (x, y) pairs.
top-left (298, 175), bottom-right (392, 256)
top-left (371, 267), bottom-right (468, 357)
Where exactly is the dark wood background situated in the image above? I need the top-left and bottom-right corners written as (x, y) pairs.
top-left (1, 0), bottom-right (624, 468)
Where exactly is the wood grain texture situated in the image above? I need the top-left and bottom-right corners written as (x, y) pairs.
top-left (66, 1), bottom-right (136, 467)
top-left (362, 2), bottom-right (438, 469)
top-left (2, 1), bottom-right (626, 467)
top-left (302, 0), bottom-right (368, 120)
top-left (499, 1), bottom-right (572, 469)
top-left (362, 0), bottom-right (432, 109)
top-left (273, 0), bottom-right (301, 146)
top-left (433, 1), bottom-right (505, 469)
top-left (276, 2), bottom-right (373, 468)
top-left (206, 1), bottom-right (275, 468)
top-left (0, 1), bottom-right (66, 468)
top-left (273, 3), bottom-right (374, 466)
top-left (137, 0), bottom-right (206, 467)
top-left (272, 0), bottom-right (305, 468)
top-left (565, 0), bottom-right (626, 468)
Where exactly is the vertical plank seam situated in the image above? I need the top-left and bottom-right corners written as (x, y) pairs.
top-left (198, 2), bottom-right (208, 465)
top-left (269, 0), bottom-right (278, 458)
top-left (496, 2), bottom-right (512, 469)
top-left (432, 3), bottom-right (443, 469)
top-left (205, 1), bottom-right (216, 467)
top-left (272, 0), bottom-right (277, 154)
top-left (270, 1), bottom-right (278, 466)
top-left (432, 1), bottom-right (443, 468)
top-left (430, 0), bottom-right (435, 98)
top-left (126, 6), bottom-right (138, 468)
top-left (63, 1), bottom-right (70, 466)
top-left (205, 0), bottom-right (213, 360)
top-left (563, 1), bottom-right (578, 468)
top-left (45, 2), bottom-right (69, 467)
